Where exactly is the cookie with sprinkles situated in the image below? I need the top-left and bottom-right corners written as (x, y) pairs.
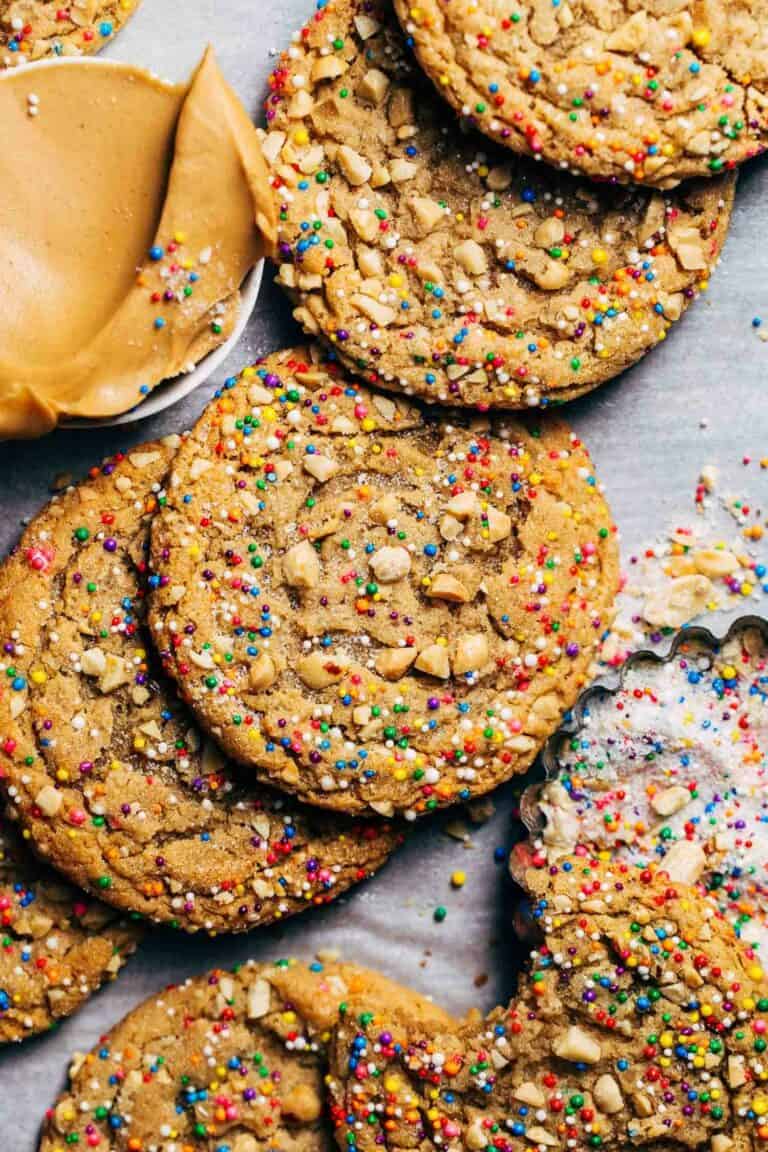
top-left (261, 0), bottom-right (734, 410)
top-left (40, 956), bottom-right (455, 1152)
top-left (148, 345), bottom-right (618, 818)
top-left (518, 622), bottom-right (768, 956)
top-left (393, 0), bottom-right (768, 189)
top-left (0, 809), bottom-right (140, 1044)
top-left (1, 0), bottom-right (140, 68)
top-left (0, 439), bottom-right (398, 933)
top-left (327, 858), bottom-right (768, 1152)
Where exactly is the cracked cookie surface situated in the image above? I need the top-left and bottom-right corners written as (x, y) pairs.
top-left (1, 0), bottom-right (139, 68)
top-left (40, 957), bottom-right (455, 1152)
top-left (148, 346), bottom-right (618, 818)
top-left (0, 810), bottom-right (140, 1044)
top-left (0, 440), bottom-right (398, 933)
top-left (328, 858), bottom-right (768, 1152)
top-left (394, 0), bottom-right (768, 188)
top-left (262, 0), bottom-right (734, 409)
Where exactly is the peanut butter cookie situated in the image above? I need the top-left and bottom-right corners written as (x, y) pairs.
top-left (40, 957), bottom-right (455, 1152)
top-left (394, 0), bottom-right (767, 188)
top-left (0, 440), bottom-right (398, 933)
top-left (1, 0), bottom-right (139, 68)
top-left (262, 0), bottom-right (734, 409)
top-left (328, 858), bottom-right (768, 1152)
top-left (0, 810), bottom-right (140, 1044)
top-left (148, 346), bottom-right (618, 818)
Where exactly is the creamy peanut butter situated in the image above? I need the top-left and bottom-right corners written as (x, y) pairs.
top-left (0, 47), bottom-right (276, 437)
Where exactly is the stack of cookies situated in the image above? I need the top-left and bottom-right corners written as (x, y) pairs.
top-left (0, 342), bottom-right (618, 1043)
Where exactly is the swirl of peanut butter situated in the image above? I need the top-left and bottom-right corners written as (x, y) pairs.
top-left (0, 46), bottom-right (276, 437)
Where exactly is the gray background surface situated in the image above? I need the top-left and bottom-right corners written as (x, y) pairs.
top-left (2, 0), bottom-right (768, 1143)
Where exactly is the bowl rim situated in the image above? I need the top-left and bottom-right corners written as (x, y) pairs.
top-left (1, 54), bottom-right (265, 430)
top-left (0, 54), bottom-right (179, 81)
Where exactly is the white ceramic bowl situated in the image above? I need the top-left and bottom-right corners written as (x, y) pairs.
top-left (0, 56), bottom-right (265, 429)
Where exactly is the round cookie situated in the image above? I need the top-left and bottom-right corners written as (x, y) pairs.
top-left (0, 809), bottom-right (140, 1044)
top-left (0, 440), bottom-right (398, 933)
top-left (40, 956), bottom-right (455, 1152)
top-left (1, 0), bottom-right (139, 68)
top-left (149, 346), bottom-right (618, 818)
top-left (262, 0), bottom-right (734, 410)
top-left (327, 858), bottom-right (768, 1152)
top-left (394, 0), bottom-right (768, 189)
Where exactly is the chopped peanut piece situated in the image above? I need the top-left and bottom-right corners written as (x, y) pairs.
top-left (337, 145), bottom-right (373, 187)
top-left (249, 652), bottom-right (277, 691)
top-left (453, 633), bottom-right (489, 674)
top-left (358, 68), bottom-right (390, 105)
top-left (552, 1025), bottom-right (602, 1064)
top-left (415, 643), bottom-right (451, 679)
top-left (303, 454), bottom-right (340, 482)
top-left (296, 651), bottom-right (350, 689)
top-left (427, 573), bottom-right (471, 603)
top-left (370, 545), bottom-right (412, 582)
top-left (376, 647), bottom-right (418, 680)
top-left (454, 239), bottom-right (487, 276)
top-left (283, 539), bottom-right (321, 589)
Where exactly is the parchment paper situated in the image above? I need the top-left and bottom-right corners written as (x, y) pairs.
top-left (1, 1), bottom-right (767, 1143)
